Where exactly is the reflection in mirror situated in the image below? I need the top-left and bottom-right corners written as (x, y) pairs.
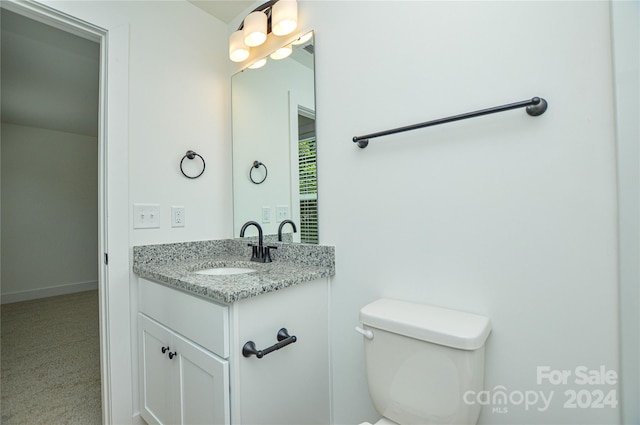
top-left (232, 31), bottom-right (317, 244)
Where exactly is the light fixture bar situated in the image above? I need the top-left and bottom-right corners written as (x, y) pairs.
top-left (236, 0), bottom-right (278, 32)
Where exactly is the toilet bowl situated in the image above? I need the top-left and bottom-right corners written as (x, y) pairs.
top-left (357, 299), bottom-right (491, 425)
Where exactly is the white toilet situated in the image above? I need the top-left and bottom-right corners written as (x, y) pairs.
top-left (356, 299), bottom-right (492, 425)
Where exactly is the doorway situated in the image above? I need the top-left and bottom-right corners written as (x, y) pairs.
top-left (1, 7), bottom-right (101, 423)
top-left (0, 0), bottom-right (135, 422)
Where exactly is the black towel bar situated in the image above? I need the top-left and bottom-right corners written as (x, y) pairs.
top-left (353, 97), bottom-right (548, 148)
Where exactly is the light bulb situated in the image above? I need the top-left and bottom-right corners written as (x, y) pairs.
top-left (272, 0), bottom-right (297, 36)
top-left (249, 58), bottom-right (267, 69)
top-left (243, 11), bottom-right (267, 47)
top-left (270, 44), bottom-right (292, 60)
top-left (229, 30), bottom-right (249, 62)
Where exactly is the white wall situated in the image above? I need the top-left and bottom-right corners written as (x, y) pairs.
top-left (1, 124), bottom-right (98, 301)
top-left (46, 0), bottom-right (232, 246)
top-left (611, 1), bottom-right (640, 423)
top-left (236, 1), bottom-right (620, 424)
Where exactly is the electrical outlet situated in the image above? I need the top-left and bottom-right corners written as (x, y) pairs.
top-left (171, 206), bottom-right (185, 228)
top-left (133, 204), bottom-right (160, 229)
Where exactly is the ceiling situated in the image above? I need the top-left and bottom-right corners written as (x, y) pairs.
top-left (1, 8), bottom-right (100, 137)
top-left (187, 0), bottom-right (255, 24)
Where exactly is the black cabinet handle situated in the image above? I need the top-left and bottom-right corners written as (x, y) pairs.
top-left (242, 328), bottom-right (297, 359)
top-left (161, 346), bottom-right (177, 359)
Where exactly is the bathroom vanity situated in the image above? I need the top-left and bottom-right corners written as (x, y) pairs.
top-left (133, 239), bottom-right (334, 425)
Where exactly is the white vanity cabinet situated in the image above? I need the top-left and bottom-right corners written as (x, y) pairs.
top-left (138, 278), bottom-right (230, 425)
top-left (138, 276), bottom-right (330, 425)
top-left (139, 314), bottom-right (230, 425)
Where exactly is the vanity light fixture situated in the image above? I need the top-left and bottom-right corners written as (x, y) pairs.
top-left (271, 0), bottom-right (297, 36)
top-left (270, 44), bottom-right (292, 60)
top-left (248, 58), bottom-right (267, 69)
top-left (229, 0), bottom-right (298, 64)
top-left (243, 10), bottom-right (268, 47)
top-left (229, 31), bottom-right (250, 62)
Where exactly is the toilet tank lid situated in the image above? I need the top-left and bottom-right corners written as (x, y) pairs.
top-left (359, 299), bottom-right (491, 350)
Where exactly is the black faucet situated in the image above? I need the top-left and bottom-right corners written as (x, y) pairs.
top-left (278, 220), bottom-right (297, 242)
top-left (240, 221), bottom-right (276, 262)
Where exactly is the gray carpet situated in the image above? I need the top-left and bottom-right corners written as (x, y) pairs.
top-left (1, 290), bottom-right (102, 424)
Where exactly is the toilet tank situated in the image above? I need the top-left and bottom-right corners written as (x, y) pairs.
top-left (359, 299), bottom-right (491, 425)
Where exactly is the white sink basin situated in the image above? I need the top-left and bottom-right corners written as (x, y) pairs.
top-left (195, 267), bottom-right (256, 276)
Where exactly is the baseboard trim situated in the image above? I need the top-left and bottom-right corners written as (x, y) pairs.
top-left (1, 281), bottom-right (99, 304)
top-left (132, 413), bottom-right (146, 425)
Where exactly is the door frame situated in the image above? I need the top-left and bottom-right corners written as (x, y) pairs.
top-left (1, 1), bottom-right (132, 422)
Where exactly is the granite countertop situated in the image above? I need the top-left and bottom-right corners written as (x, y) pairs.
top-left (133, 239), bottom-right (335, 304)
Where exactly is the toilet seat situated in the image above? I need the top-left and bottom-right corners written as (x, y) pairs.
top-left (358, 417), bottom-right (399, 425)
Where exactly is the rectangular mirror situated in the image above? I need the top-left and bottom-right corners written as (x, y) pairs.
top-left (231, 31), bottom-right (317, 243)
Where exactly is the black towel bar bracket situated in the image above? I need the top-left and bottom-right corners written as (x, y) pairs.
top-left (242, 328), bottom-right (297, 359)
top-left (353, 97), bottom-right (548, 148)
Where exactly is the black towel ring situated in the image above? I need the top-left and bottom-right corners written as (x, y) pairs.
top-left (180, 150), bottom-right (205, 179)
top-left (250, 161), bottom-right (268, 184)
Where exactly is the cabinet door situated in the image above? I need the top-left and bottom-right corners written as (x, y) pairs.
top-left (139, 314), bottom-right (179, 425)
top-left (139, 313), bottom-right (230, 425)
top-left (174, 332), bottom-right (230, 425)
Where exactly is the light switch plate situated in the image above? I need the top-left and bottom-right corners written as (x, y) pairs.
top-left (276, 205), bottom-right (290, 221)
top-left (133, 204), bottom-right (160, 229)
top-left (262, 206), bottom-right (271, 223)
